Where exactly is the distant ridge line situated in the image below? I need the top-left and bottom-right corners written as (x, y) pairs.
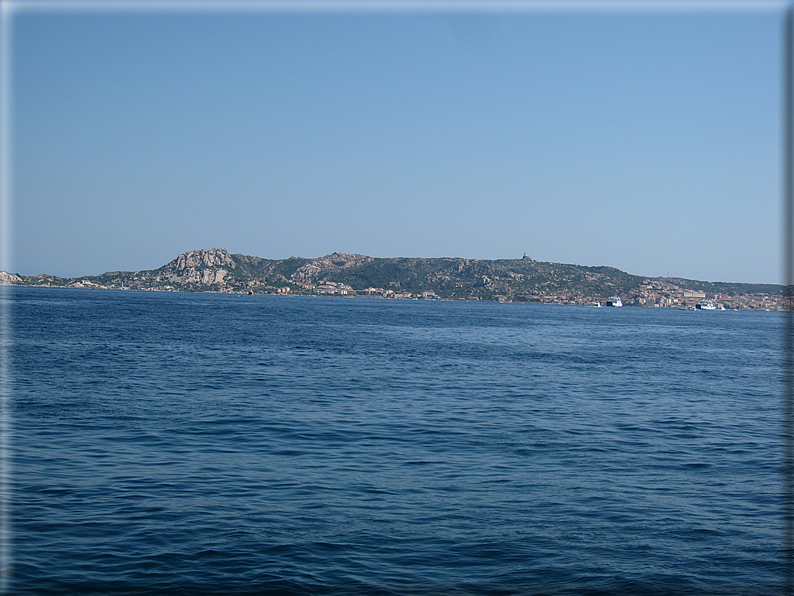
top-left (0, 248), bottom-right (786, 309)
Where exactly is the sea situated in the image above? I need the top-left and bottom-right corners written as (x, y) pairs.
top-left (7, 286), bottom-right (789, 595)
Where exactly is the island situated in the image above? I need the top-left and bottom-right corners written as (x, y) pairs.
top-left (0, 248), bottom-right (787, 310)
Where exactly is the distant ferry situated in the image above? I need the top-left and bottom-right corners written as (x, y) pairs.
top-left (606, 296), bottom-right (622, 307)
top-left (696, 299), bottom-right (717, 311)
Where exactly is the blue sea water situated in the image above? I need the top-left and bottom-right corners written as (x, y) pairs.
top-left (8, 287), bottom-right (787, 595)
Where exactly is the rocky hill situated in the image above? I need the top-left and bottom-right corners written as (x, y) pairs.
top-left (2, 248), bottom-right (786, 307)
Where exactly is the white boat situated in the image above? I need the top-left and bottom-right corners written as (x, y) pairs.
top-left (606, 296), bottom-right (622, 307)
top-left (592, 301), bottom-right (601, 307)
top-left (696, 299), bottom-right (717, 310)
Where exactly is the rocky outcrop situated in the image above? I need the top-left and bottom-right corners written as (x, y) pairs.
top-left (291, 252), bottom-right (374, 282)
top-left (166, 248), bottom-right (236, 271)
top-left (151, 248), bottom-right (238, 287)
top-left (0, 271), bottom-right (22, 285)
top-left (165, 268), bottom-right (229, 286)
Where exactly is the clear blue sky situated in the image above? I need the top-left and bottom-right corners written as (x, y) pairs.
top-left (7, 2), bottom-right (785, 283)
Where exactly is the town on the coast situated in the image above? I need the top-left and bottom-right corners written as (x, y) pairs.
top-left (1, 248), bottom-right (787, 311)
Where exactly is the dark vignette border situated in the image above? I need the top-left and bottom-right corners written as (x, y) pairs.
top-left (784, 5), bottom-right (793, 595)
top-left (1, 2), bottom-right (793, 595)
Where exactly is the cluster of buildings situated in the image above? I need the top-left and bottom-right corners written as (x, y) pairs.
top-left (258, 277), bottom-right (785, 310)
top-left (633, 281), bottom-right (783, 310)
top-left (295, 281), bottom-right (354, 295)
top-left (517, 281), bottom-right (785, 310)
top-left (292, 281), bottom-right (439, 300)
top-left (7, 270), bottom-right (785, 311)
